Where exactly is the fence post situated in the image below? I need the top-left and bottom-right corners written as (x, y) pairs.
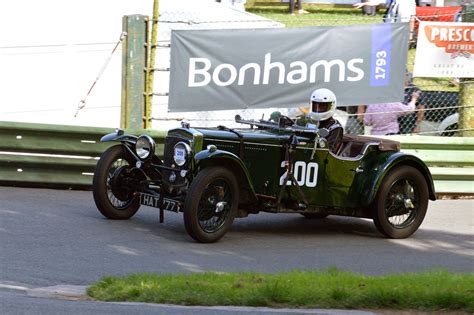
top-left (121, 15), bottom-right (148, 129)
top-left (144, 0), bottom-right (160, 130)
top-left (459, 4), bottom-right (474, 137)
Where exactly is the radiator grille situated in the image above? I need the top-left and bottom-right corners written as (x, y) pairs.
top-left (164, 135), bottom-right (192, 167)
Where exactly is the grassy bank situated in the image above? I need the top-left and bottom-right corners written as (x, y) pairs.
top-left (247, 5), bottom-right (382, 26)
top-left (87, 269), bottom-right (473, 312)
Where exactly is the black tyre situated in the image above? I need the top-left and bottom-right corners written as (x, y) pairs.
top-left (93, 145), bottom-right (140, 220)
top-left (372, 166), bottom-right (429, 239)
top-left (183, 167), bottom-right (239, 243)
top-left (441, 123), bottom-right (458, 137)
top-left (301, 213), bottom-right (329, 219)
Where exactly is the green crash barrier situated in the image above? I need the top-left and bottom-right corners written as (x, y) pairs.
top-left (0, 121), bottom-right (472, 195)
top-left (0, 121), bottom-right (166, 189)
top-left (391, 135), bottom-right (474, 196)
top-left (401, 150), bottom-right (474, 167)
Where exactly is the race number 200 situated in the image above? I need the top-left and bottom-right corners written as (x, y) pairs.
top-left (280, 161), bottom-right (319, 188)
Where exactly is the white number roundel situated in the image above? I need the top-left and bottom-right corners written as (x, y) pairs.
top-left (279, 161), bottom-right (318, 188)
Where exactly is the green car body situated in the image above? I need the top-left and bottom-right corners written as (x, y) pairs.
top-left (164, 124), bottom-right (435, 218)
top-left (93, 119), bottom-right (436, 242)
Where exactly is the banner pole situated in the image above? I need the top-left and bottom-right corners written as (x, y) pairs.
top-left (145, 0), bottom-right (159, 129)
top-left (459, 4), bottom-right (474, 137)
top-left (121, 15), bottom-right (147, 129)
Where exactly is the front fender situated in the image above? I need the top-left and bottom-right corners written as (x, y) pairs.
top-left (194, 149), bottom-right (257, 200)
top-left (100, 131), bottom-right (138, 143)
top-left (359, 152), bottom-right (436, 207)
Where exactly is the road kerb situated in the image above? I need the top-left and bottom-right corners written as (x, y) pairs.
top-left (27, 285), bottom-right (90, 301)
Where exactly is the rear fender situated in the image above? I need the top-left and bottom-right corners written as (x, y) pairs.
top-left (194, 149), bottom-right (257, 203)
top-left (360, 152), bottom-right (436, 206)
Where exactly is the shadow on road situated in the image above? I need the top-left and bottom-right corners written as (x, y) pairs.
top-left (1, 187), bottom-right (472, 284)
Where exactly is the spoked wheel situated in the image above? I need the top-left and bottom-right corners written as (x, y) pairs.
top-left (373, 166), bottom-right (429, 238)
top-left (183, 167), bottom-right (239, 243)
top-left (93, 145), bottom-right (142, 220)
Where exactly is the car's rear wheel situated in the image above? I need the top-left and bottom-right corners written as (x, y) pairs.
top-left (93, 145), bottom-right (141, 220)
top-left (183, 167), bottom-right (238, 243)
top-left (372, 166), bottom-right (428, 238)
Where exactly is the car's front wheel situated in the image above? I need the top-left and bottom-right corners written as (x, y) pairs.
top-left (93, 145), bottom-right (141, 220)
top-left (183, 167), bottom-right (239, 243)
top-left (372, 166), bottom-right (429, 239)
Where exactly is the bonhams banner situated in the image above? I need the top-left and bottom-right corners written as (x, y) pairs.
top-left (169, 23), bottom-right (410, 112)
top-left (414, 21), bottom-right (474, 78)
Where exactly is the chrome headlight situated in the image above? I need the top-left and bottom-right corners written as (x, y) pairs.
top-left (135, 135), bottom-right (155, 160)
top-left (173, 142), bottom-right (191, 166)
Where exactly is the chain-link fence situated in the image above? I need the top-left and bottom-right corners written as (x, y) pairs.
top-left (149, 4), bottom-right (473, 137)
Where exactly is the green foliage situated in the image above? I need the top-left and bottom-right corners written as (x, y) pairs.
top-left (87, 269), bottom-right (474, 312)
top-left (247, 6), bottom-right (381, 26)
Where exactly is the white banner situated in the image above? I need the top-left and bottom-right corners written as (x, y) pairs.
top-left (413, 21), bottom-right (474, 78)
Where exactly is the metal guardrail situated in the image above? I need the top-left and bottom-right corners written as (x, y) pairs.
top-left (0, 122), bottom-right (472, 196)
top-left (0, 121), bottom-right (166, 189)
top-left (392, 135), bottom-right (474, 196)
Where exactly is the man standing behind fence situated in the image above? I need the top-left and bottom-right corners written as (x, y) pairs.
top-left (353, 0), bottom-right (416, 23)
top-left (354, 0), bottom-right (416, 40)
top-left (364, 91), bottom-right (420, 135)
top-left (360, 0), bottom-right (377, 16)
top-left (399, 72), bottom-right (425, 134)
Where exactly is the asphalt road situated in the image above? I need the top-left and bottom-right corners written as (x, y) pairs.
top-left (0, 187), bottom-right (473, 314)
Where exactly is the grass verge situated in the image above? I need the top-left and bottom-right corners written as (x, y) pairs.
top-left (87, 268), bottom-right (474, 312)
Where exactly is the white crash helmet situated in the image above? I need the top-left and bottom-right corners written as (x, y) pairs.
top-left (308, 88), bottom-right (337, 121)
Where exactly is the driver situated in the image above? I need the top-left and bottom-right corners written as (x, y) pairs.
top-left (298, 88), bottom-right (343, 154)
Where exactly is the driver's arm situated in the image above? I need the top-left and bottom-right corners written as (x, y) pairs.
top-left (327, 126), bottom-right (344, 153)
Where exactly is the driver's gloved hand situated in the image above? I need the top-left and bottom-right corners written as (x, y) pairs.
top-left (270, 111), bottom-right (282, 122)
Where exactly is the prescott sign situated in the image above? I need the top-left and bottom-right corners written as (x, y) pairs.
top-left (169, 23), bottom-right (410, 112)
top-left (414, 22), bottom-right (474, 78)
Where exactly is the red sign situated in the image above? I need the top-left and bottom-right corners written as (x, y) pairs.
top-left (424, 24), bottom-right (474, 54)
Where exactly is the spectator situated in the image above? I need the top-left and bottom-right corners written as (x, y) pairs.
top-left (353, 0), bottom-right (416, 23)
top-left (364, 91), bottom-right (420, 135)
top-left (289, 0), bottom-right (309, 15)
top-left (354, 0), bottom-right (416, 40)
top-left (361, 0), bottom-right (377, 16)
top-left (399, 73), bottom-right (425, 134)
top-left (218, 0), bottom-right (246, 12)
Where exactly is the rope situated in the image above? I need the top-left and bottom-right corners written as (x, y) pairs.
top-left (151, 116), bottom-right (234, 122)
top-left (346, 105), bottom-right (474, 117)
top-left (74, 32), bottom-right (127, 118)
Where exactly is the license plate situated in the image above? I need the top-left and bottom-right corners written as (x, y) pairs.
top-left (140, 193), bottom-right (181, 212)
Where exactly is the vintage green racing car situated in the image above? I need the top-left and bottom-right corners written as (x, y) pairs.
top-left (92, 115), bottom-right (436, 243)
